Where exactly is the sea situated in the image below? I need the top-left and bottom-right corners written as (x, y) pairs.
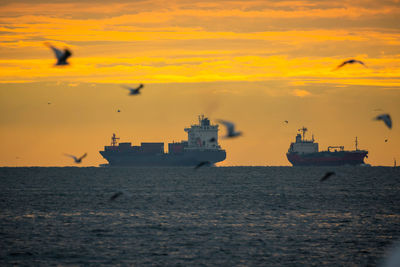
top-left (1, 166), bottom-right (399, 266)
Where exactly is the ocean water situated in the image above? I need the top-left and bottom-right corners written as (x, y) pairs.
top-left (1, 166), bottom-right (399, 266)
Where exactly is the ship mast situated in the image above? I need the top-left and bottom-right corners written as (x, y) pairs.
top-left (355, 136), bottom-right (358, 151)
top-left (111, 133), bottom-right (120, 147)
top-left (298, 127), bottom-right (308, 141)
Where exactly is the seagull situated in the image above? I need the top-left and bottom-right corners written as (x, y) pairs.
top-left (45, 42), bottom-right (72, 66)
top-left (334, 59), bottom-right (367, 70)
top-left (217, 119), bottom-right (242, 138)
top-left (194, 161), bottom-right (211, 170)
top-left (374, 114), bottom-right (392, 129)
top-left (64, 153), bottom-right (87, 163)
top-left (122, 84), bottom-right (144, 95)
top-left (109, 191), bottom-right (123, 201)
top-left (320, 171), bottom-right (335, 182)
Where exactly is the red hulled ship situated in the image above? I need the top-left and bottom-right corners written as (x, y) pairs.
top-left (286, 127), bottom-right (368, 166)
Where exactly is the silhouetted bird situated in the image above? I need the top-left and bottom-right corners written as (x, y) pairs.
top-left (284, 120), bottom-right (288, 124)
top-left (209, 137), bottom-right (216, 142)
top-left (385, 139), bottom-right (388, 142)
top-left (334, 59), bottom-right (366, 70)
top-left (374, 114), bottom-right (392, 129)
top-left (194, 161), bottom-right (211, 170)
top-left (117, 109), bottom-right (121, 113)
top-left (217, 119), bottom-right (242, 138)
top-left (109, 191), bottom-right (123, 201)
top-left (123, 84), bottom-right (144, 95)
top-left (45, 42), bottom-right (72, 66)
top-left (64, 153), bottom-right (87, 163)
top-left (320, 171), bottom-right (335, 182)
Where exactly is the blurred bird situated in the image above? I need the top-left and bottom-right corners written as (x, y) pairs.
top-left (374, 114), bottom-right (392, 129)
top-left (320, 171), bottom-right (335, 182)
top-left (334, 59), bottom-right (366, 70)
top-left (209, 137), bottom-right (216, 142)
top-left (48, 102), bottom-right (51, 105)
top-left (117, 109), bottom-right (121, 113)
top-left (64, 153), bottom-right (87, 164)
top-left (217, 119), bottom-right (242, 138)
top-left (122, 84), bottom-right (144, 95)
top-left (385, 139), bottom-right (388, 142)
top-left (284, 120), bottom-right (289, 124)
top-left (194, 161), bottom-right (211, 170)
top-left (45, 42), bottom-right (72, 66)
top-left (109, 191), bottom-right (123, 201)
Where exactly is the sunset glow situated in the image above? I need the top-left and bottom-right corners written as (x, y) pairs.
top-left (0, 0), bottom-right (399, 166)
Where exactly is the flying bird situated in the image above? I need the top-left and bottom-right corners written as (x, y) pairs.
top-left (45, 42), bottom-right (72, 66)
top-left (334, 59), bottom-right (367, 70)
top-left (122, 84), bottom-right (144, 95)
top-left (109, 191), bottom-right (123, 201)
top-left (194, 161), bottom-right (211, 170)
top-left (320, 171), bottom-right (335, 182)
top-left (217, 119), bottom-right (242, 138)
top-left (64, 153), bottom-right (87, 163)
top-left (374, 114), bottom-right (392, 129)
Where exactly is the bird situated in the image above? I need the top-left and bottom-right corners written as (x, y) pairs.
top-left (334, 59), bottom-right (367, 70)
top-left (385, 139), bottom-right (388, 142)
top-left (64, 153), bottom-right (87, 163)
top-left (217, 119), bottom-right (242, 138)
top-left (374, 114), bottom-right (392, 129)
top-left (194, 161), bottom-right (211, 170)
top-left (45, 42), bottom-right (72, 66)
top-left (209, 137), bottom-right (216, 142)
top-left (284, 120), bottom-right (288, 124)
top-left (48, 102), bottom-right (51, 105)
top-left (109, 191), bottom-right (123, 201)
top-left (320, 171), bottom-right (335, 182)
top-left (122, 84), bottom-right (144, 95)
top-left (117, 109), bottom-right (121, 113)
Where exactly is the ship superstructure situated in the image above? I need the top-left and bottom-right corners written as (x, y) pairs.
top-left (99, 116), bottom-right (226, 166)
top-left (286, 127), bottom-right (368, 166)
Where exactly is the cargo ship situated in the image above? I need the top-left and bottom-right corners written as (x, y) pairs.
top-left (286, 127), bottom-right (368, 166)
top-left (99, 115), bottom-right (226, 166)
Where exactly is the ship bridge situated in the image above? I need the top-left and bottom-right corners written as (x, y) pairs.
top-left (184, 115), bottom-right (220, 150)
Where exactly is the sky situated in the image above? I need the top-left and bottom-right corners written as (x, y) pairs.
top-left (0, 0), bottom-right (399, 166)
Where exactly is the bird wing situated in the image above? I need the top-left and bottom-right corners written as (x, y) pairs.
top-left (135, 84), bottom-right (144, 90)
top-left (320, 172), bottom-right (335, 182)
top-left (217, 120), bottom-right (235, 134)
top-left (48, 44), bottom-right (63, 59)
top-left (356, 60), bottom-right (367, 67)
top-left (375, 114), bottom-right (392, 129)
top-left (78, 153), bottom-right (87, 161)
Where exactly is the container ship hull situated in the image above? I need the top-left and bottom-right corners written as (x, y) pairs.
top-left (287, 150), bottom-right (368, 166)
top-left (100, 150), bottom-right (226, 167)
top-left (99, 116), bottom-right (226, 167)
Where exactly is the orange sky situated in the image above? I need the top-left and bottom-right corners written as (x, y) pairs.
top-left (0, 0), bottom-right (399, 166)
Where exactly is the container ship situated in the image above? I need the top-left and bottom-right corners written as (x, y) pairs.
top-left (99, 115), bottom-right (226, 166)
top-left (286, 127), bottom-right (368, 166)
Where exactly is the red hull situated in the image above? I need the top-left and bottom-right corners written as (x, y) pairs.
top-left (287, 150), bottom-right (368, 166)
